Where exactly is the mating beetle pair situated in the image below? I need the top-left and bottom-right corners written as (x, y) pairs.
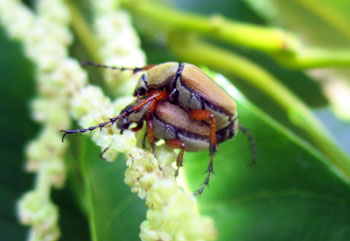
top-left (61, 62), bottom-right (256, 195)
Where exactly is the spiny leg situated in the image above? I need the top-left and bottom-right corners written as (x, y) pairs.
top-left (239, 124), bottom-right (257, 165)
top-left (81, 60), bottom-right (156, 74)
top-left (130, 121), bottom-right (144, 132)
top-left (130, 120), bottom-right (148, 148)
top-left (165, 139), bottom-right (186, 177)
top-left (189, 109), bottom-right (217, 156)
top-left (194, 153), bottom-right (214, 196)
top-left (142, 130), bottom-right (148, 149)
top-left (146, 119), bottom-right (155, 154)
top-left (61, 90), bottom-right (168, 142)
top-left (145, 99), bottom-right (158, 154)
top-left (99, 146), bottom-right (110, 160)
top-left (189, 109), bottom-right (217, 196)
top-left (144, 100), bottom-right (164, 171)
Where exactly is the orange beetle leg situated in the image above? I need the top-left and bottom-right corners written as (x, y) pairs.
top-left (165, 139), bottom-right (186, 177)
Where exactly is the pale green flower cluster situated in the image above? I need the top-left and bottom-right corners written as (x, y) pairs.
top-left (0, 0), bottom-right (217, 240)
top-left (131, 147), bottom-right (217, 241)
top-left (0, 0), bottom-right (85, 240)
top-left (92, 0), bottom-right (146, 95)
top-left (70, 85), bottom-right (136, 162)
top-left (18, 190), bottom-right (59, 241)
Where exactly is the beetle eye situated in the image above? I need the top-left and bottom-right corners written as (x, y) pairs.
top-left (135, 87), bottom-right (146, 96)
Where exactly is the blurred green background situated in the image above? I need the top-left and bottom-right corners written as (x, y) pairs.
top-left (1, 0), bottom-right (350, 240)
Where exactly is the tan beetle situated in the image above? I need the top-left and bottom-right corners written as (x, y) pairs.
top-left (61, 61), bottom-right (256, 195)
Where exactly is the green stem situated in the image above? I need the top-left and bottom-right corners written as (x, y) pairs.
top-left (123, 0), bottom-right (350, 68)
top-left (275, 48), bottom-right (350, 68)
top-left (168, 36), bottom-right (350, 183)
top-left (35, 166), bottom-right (51, 201)
top-left (123, 0), bottom-right (296, 53)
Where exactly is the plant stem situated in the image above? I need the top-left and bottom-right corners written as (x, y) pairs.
top-left (123, 0), bottom-right (296, 53)
top-left (275, 48), bottom-right (350, 68)
top-left (168, 36), bottom-right (350, 183)
top-left (35, 166), bottom-right (51, 201)
top-left (123, 0), bottom-right (350, 68)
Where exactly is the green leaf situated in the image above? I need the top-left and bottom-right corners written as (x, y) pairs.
top-left (74, 137), bottom-right (146, 241)
top-left (183, 93), bottom-right (350, 240)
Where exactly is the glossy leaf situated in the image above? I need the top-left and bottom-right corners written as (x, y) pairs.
top-left (184, 94), bottom-right (350, 240)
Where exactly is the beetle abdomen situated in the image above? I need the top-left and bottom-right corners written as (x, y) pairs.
top-left (154, 101), bottom-right (210, 137)
top-left (152, 101), bottom-right (210, 152)
top-left (152, 116), bottom-right (210, 152)
top-left (152, 101), bottom-right (237, 152)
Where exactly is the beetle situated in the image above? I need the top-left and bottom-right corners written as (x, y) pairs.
top-left (116, 98), bottom-right (243, 195)
top-left (61, 61), bottom-right (256, 195)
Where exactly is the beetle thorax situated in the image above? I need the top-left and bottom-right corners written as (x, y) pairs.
top-left (134, 62), bottom-right (179, 96)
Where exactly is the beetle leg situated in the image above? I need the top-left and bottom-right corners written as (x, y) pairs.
top-left (189, 109), bottom-right (217, 196)
top-left (142, 129), bottom-right (148, 149)
top-left (146, 119), bottom-right (155, 154)
top-left (99, 146), bottom-right (110, 160)
top-left (145, 99), bottom-right (158, 154)
top-left (239, 124), bottom-right (257, 166)
top-left (81, 60), bottom-right (156, 74)
top-left (130, 121), bottom-right (144, 132)
top-left (131, 90), bottom-right (168, 113)
top-left (165, 139), bottom-right (186, 177)
top-left (194, 154), bottom-right (214, 196)
top-left (189, 110), bottom-right (217, 155)
top-left (60, 90), bottom-right (168, 142)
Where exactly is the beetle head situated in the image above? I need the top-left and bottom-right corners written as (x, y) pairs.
top-left (116, 116), bottom-right (130, 131)
top-left (134, 74), bottom-right (149, 97)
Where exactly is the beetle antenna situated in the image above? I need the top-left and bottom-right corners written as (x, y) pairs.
top-left (60, 90), bottom-right (168, 142)
top-left (80, 60), bottom-right (154, 73)
top-left (239, 124), bottom-right (256, 165)
top-left (60, 112), bottom-right (128, 142)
